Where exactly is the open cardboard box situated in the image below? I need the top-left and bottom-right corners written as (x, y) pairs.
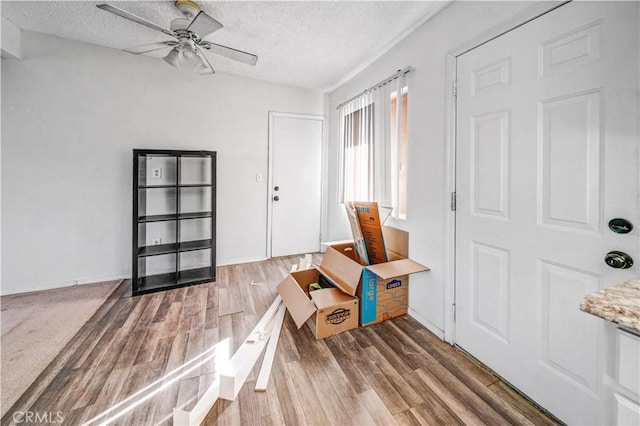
top-left (277, 268), bottom-right (359, 339)
top-left (320, 226), bottom-right (430, 326)
top-left (277, 226), bottom-right (429, 338)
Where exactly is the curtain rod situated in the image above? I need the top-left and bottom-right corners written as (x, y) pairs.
top-left (336, 66), bottom-right (413, 110)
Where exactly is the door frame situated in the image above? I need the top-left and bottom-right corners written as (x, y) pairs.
top-left (266, 111), bottom-right (327, 259)
top-left (443, 1), bottom-right (570, 344)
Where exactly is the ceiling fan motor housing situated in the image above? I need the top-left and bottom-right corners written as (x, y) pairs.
top-left (175, 0), bottom-right (200, 20)
top-left (170, 18), bottom-right (191, 32)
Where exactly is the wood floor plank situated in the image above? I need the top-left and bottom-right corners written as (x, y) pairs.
top-left (394, 408), bottom-right (423, 426)
top-left (71, 365), bottom-right (112, 410)
top-left (410, 402), bottom-right (462, 426)
top-left (390, 318), bottom-right (537, 425)
top-left (136, 292), bottom-right (164, 325)
top-left (2, 257), bottom-right (559, 426)
top-left (218, 265), bottom-right (245, 316)
top-left (198, 327), bottom-right (222, 375)
top-left (262, 386), bottom-right (286, 425)
top-left (274, 315), bottom-right (301, 364)
top-left (236, 264), bottom-right (259, 319)
top-left (392, 316), bottom-right (498, 385)
top-left (271, 351), bottom-right (305, 425)
top-left (237, 373), bottom-right (265, 426)
top-left (282, 359), bottom-right (331, 425)
top-left (204, 283), bottom-right (219, 329)
top-left (488, 380), bottom-right (560, 426)
top-left (163, 331), bottom-right (189, 379)
top-left (151, 291), bottom-right (173, 323)
top-left (301, 333), bottom-right (377, 425)
top-left (356, 388), bottom-right (400, 426)
top-left (215, 397), bottom-right (241, 425)
top-left (413, 367), bottom-right (492, 425)
top-left (323, 332), bottom-right (371, 394)
top-left (76, 325), bottom-right (119, 369)
top-left (89, 366), bottom-right (132, 413)
top-left (113, 328), bottom-right (149, 370)
top-left (176, 376), bottom-right (200, 413)
top-left (399, 369), bottom-right (466, 425)
top-left (365, 343), bottom-right (427, 408)
top-left (157, 300), bottom-right (183, 338)
top-left (183, 327), bottom-right (205, 379)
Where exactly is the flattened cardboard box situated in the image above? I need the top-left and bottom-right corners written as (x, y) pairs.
top-left (322, 226), bottom-right (430, 326)
top-left (346, 201), bottom-right (388, 264)
top-left (277, 268), bottom-right (359, 340)
top-left (345, 202), bottom-right (369, 265)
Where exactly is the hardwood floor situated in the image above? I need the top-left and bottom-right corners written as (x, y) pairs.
top-left (2, 255), bottom-right (559, 425)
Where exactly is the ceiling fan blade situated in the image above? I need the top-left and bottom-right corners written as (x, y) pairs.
top-left (96, 4), bottom-right (175, 38)
top-left (200, 42), bottom-right (258, 66)
top-left (196, 50), bottom-right (216, 75)
top-left (186, 11), bottom-right (223, 39)
top-left (125, 41), bottom-right (178, 54)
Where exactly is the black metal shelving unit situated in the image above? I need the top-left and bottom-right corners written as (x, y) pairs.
top-left (132, 149), bottom-right (216, 296)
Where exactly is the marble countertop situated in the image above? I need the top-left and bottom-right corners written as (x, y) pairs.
top-left (580, 279), bottom-right (640, 333)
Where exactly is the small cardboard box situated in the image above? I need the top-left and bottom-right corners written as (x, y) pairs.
top-left (277, 268), bottom-right (359, 339)
top-left (321, 226), bottom-right (430, 326)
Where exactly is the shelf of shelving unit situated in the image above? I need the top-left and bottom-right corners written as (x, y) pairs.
top-left (132, 149), bottom-right (216, 296)
top-left (138, 211), bottom-right (213, 223)
top-left (138, 239), bottom-right (213, 257)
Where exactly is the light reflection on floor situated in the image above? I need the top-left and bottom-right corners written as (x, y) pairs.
top-left (80, 338), bottom-right (229, 426)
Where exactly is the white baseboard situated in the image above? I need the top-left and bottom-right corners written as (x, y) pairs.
top-left (408, 307), bottom-right (446, 341)
top-left (217, 257), bottom-right (268, 267)
top-left (0, 274), bottom-right (128, 297)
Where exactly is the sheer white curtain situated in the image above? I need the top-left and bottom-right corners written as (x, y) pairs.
top-left (338, 73), bottom-right (406, 216)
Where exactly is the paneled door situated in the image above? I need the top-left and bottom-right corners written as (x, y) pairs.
top-left (268, 112), bottom-right (324, 257)
top-left (455, 2), bottom-right (639, 424)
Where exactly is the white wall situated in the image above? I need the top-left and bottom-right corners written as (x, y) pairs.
top-left (1, 16), bottom-right (22, 59)
top-left (1, 31), bottom-right (324, 295)
top-left (327, 1), bottom-right (539, 335)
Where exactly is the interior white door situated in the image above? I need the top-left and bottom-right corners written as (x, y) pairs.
top-left (455, 2), bottom-right (639, 424)
top-left (269, 113), bottom-right (323, 257)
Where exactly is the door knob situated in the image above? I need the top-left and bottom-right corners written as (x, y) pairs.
top-left (273, 195), bottom-right (280, 201)
top-left (604, 251), bottom-right (634, 269)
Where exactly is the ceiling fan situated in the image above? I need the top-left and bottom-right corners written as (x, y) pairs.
top-left (96, 0), bottom-right (258, 75)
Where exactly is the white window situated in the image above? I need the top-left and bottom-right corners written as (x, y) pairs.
top-left (340, 94), bottom-right (375, 202)
top-left (391, 86), bottom-right (408, 219)
top-left (338, 74), bottom-right (408, 219)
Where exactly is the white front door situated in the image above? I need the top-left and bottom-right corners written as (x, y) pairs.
top-left (455, 2), bottom-right (639, 424)
top-left (269, 113), bottom-right (324, 257)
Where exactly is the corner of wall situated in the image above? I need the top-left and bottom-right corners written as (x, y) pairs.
top-left (1, 16), bottom-right (22, 60)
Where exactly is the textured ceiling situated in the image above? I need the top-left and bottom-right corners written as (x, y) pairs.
top-left (1, 1), bottom-right (449, 91)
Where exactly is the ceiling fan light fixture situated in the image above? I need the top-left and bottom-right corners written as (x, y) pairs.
top-left (195, 52), bottom-right (215, 75)
top-left (163, 47), bottom-right (182, 68)
top-left (181, 42), bottom-right (197, 60)
top-left (163, 40), bottom-right (208, 73)
top-left (195, 63), bottom-right (212, 75)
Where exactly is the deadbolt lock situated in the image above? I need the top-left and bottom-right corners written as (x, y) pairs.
top-left (608, 218), bottom-right (633, 234)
